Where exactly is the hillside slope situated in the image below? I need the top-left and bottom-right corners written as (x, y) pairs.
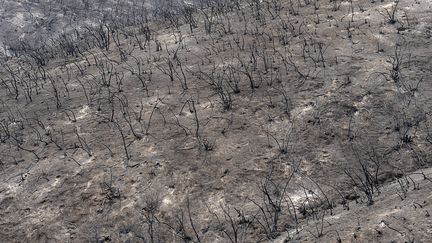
top-left (0, 0), bottom-right (432, 242)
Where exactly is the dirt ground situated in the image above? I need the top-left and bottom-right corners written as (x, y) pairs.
top-left (0, 0), bottom-right (432, 242)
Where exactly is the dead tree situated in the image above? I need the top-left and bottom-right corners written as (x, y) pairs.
top-left (47, 74), bottom-right (62, 109)
top-left (85, 23), bottom-right (112, 51)
top-left (207, 203), bottom-right (257, 243)
top-left (181, 99), bottom-right (212, 151)
top-left (378, 0), bottom-right (400, 24)
top-left (163, 198), bottom-right (202, 243)
top-left (249, 168), bottom-right (295, 239)
top-left (344, 146), bottom-right (382, 205)
top-left (112, 119), bottom-right (130, 161)
top-left (115, 94), bottom-right (143, 140)
top-left (237, 57), bottom-right (260, 91)
top-left (155, 57), bottom-right (175, 82)
top-left (140, 195), bottom-right (162, 243)
top-left (74, 128), bottom-right (92, 157)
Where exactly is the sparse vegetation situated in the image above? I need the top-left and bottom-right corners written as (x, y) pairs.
top-left (0, 0), bottom-right (431, 242)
